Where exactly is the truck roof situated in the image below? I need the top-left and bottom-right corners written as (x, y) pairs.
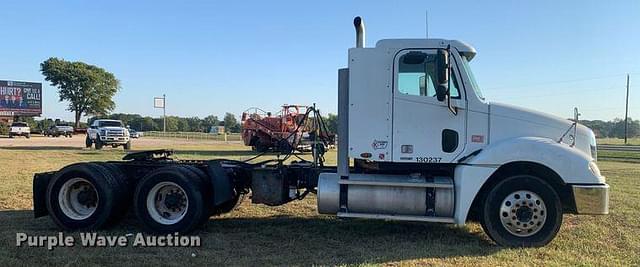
top-left (374, 39), bottom-right (477, 60)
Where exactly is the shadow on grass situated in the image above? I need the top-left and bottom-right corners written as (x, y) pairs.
top-left (1, 210), bottom-right (499, 265)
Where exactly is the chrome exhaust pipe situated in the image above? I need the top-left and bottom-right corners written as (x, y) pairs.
top-left (354, 16), bottom-right (365, 48)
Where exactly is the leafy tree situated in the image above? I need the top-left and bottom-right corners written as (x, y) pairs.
top-left (202, 115), bottom-right (219, 133)
top-left (223, 113), bottom-right (240, 133)
top-left (138, 117), bottom-right (156, 131)
top-left (324, 113), bottom-right (338, 134)
top-left (581, 118), bottom-right (639, 138)
top-left (41, 58), bottom-right (120, 128)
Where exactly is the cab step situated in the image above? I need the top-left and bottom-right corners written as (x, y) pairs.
top-left (337, 212), bottom-right (455, 223)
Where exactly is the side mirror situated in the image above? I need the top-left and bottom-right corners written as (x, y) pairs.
top-left (435, 49), bottom-right (450, 102)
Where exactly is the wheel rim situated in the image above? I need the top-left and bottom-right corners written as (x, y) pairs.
top-left (499, 190), bottom-right (547, 237)
top-left (58, 178), bottom-right (99, 220)
top-left (146, 182), bottom-right (189, 225)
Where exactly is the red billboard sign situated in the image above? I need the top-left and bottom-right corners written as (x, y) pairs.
top-left (0, 80), bottom-right (42, 116)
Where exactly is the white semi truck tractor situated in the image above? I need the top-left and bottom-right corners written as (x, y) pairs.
top-left (32, 17), bottom-right (608, 247)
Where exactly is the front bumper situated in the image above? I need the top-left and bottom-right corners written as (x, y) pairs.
top-left (100, 136), bottom-right (129, 143)
top-left (572, 184), bottom-right (609, 214)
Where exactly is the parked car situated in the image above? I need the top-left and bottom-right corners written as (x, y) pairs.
top-left (129, 129), bottom-right (141, 138)
top-left (45, 125), bottom-right (74, 138)
top-left (9, 122), bottom-right (30, 138)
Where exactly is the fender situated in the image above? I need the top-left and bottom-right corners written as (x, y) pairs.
top-left (453, 136), bottom-right (604, 224)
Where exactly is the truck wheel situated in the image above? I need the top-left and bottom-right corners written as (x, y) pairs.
top-left (45, 163), bottom-right (122, 230)
top-left (26, 134), bottom-right (30, 139)
top-left (134, 166), bottom-right (207, 233)
top-left (8, 134), bottom-right (13, 138)
top-left (85, 135), bottom-right (93, 148)
top-left (94, 163), bottom-right (131, 222)
top-left (124, 141), bottom-right (131, 150)
top-left (95, 136), bottom-right (103, 150)
top-left (480, 175), bottom-right (562, 247)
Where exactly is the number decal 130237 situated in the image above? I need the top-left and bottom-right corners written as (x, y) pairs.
top-left (416, 157), bottom-right (442, 163)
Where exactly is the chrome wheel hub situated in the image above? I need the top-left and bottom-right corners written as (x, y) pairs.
top-left (499, 190), bottom-right (547, 237)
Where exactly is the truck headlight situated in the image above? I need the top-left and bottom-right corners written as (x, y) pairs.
top-left (588, 161), bottom-right (601, 177)
top-left (100, 129), bottom-right (107, 136)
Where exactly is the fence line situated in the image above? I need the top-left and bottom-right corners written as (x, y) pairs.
top-left (143, 131), bottom-right (242, 141)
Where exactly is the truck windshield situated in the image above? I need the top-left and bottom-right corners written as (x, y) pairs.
top-left (99, 121), bottom-right (123, 127)
top-left (461, 56), bottom-right (484, 100)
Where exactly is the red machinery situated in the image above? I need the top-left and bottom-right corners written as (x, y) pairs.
top-left (241, 105), bottom-right (308, 152)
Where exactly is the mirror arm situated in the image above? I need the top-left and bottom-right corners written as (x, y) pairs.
top-left (445, 45), bottom-right (457, 116)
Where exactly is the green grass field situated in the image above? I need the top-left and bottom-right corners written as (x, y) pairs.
top-left (0, 138), bottom-right (638, 266)
top-left (597, 137), bottom-right (640, 146)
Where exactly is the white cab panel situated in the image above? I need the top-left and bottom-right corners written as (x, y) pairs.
top-left (348, 47), bottom-right (394, 161)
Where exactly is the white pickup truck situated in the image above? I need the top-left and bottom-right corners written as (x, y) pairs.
top-left (86, 119), bottom-right (131, 150)
top-left (9, 122), bottom-right (31, 138)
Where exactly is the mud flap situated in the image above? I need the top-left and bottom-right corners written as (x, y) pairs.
top-left (206, 160), bottom-right (234, 206)
top-left (33, 172), bottom-right (54, 218)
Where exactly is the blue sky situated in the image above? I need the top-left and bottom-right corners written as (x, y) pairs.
top-left (1, 0), bottom-right (638, 121)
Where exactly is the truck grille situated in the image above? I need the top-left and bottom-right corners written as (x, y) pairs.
top-left (106, 130), bottom-right (124, 137)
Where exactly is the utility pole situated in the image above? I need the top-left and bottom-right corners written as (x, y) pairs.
top-left (624, 74), bottom-right (630, 144)
top-left (154, 94), bottom-right (167, 133)
top-left (163, 94), bottom-right (166, 133)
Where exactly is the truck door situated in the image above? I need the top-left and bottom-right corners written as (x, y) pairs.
top-left (392, 49), bottom-right (466, 163)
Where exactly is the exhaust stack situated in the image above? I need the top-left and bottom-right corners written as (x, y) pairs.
top-left (354, 16), bottom-right (365, 48)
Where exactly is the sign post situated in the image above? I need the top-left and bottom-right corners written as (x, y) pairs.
top-left (154, 95), bottom-right (166, 132)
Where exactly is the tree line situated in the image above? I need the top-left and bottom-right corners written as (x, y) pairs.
top-left (580, 118), bottom-right (639, 138)
top-left (88, 113), bottom-right (242, 133)
top-left (2, 112), bottom-right (338, 135)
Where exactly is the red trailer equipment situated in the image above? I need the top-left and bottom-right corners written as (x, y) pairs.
top-left (241, 104), bottom-right (308, 152)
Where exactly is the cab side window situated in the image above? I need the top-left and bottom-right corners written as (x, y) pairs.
top-left (397, 51), bottom-right (460, 98)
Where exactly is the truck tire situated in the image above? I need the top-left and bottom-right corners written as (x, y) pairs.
top-left (179, 165), bottom-right (216, 222)
top-left (8, 134), bottom-right (13, 138)
top-left (94, 162), bottom-right (132, 222)
top-left (45, 163), bottom-right (122, 230)
top-left (179, 165), bottom-right (243, 216)
top-left (85, 135), bottom-right (93, 148)
top-left (95, 136), bottom-right (103, 150)
top-left (124, 141), bottom-right (131, 150)
top-left (480, 174), bottom-right (562, 247)
top-left (214, 193), bottom-right (245, 215)
top-left (26, 133), bottom-right (30, 139)
top-left (134, 166), bottom-right (207, 233)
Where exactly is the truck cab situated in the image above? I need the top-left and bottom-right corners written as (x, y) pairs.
top-left (318, 17), bottom-right (608, 247)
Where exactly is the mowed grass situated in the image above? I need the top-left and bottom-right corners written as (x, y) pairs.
top-left (598, 137), bottom-right (640, 145)
top-left (0, 138), bottom-right (639, 266)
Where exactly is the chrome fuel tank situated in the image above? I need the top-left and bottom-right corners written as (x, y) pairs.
top-left (317, 173), bottom-right (454, 217)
